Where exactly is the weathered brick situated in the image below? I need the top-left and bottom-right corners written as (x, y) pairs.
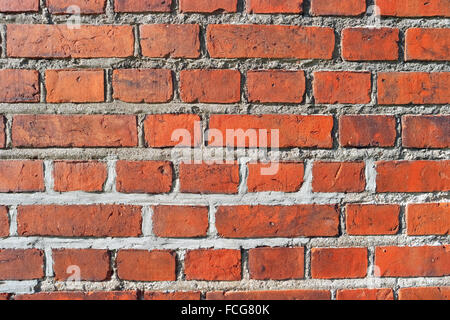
top-left (376, 0), bottom-right (450, 17)
top-left (52, 249), bottom-right (111, 281)
top-left (140, 24), bottom-right (200, 58)
top-left (45, 69), bottom-right (104, 103)
top-left (207, 25), bottom-right (335, 59)
top-left (207, 290), bottom-right (331, 300)
top-left (398, 287), bottom-right (450, 300)
top-left (402, 115), bottom-right (450, 148)
top-left (53, 161), bottom-right (107, 192)
top-left (249, 247), bottom-right (304, 280)
top-left (180, 0), bottom-right (237, 13)
top-left (311, 248), bottom-right (368, 279)
top-left (0, 69), bottom-right (40, 103)
top-left (247, 162), bottom-right (304, 192)
top-left (337, 289), bottom-right (394, 300)
top-left (216, 205), bottom-right (339, 238)
top-left (185, 249), bottom-right (241, 281)
top-left (114, 0), bottom-right (171, 12)
top-left (247, 70), bottom-right (305, 103)
top-left (47, 0), bottom-right (106, 14)
top-left (342, 28), bottom-right (399, 61)
top-left (144, 291), bottom-right (201, 300)
top-left (406, 28), bottom-right (450, 61)
top-left (15, 291), bottom-right (137, 300)
top-left (0, 249), bottom-right (44, 280)
top-left (7, 24), bottom-right (134, 58)
top-left (180, 69), bottom-right (241, 103)
top-left (179, 162), bottom-right (240, 194)
top-left (116, 161), bottom-right (173, 194)
top-left (247, 0), bottom-right (303, 13)
top-left (313, 71), bottom-right (371, 104)
top-left (12, 115), bottom-right (138, 148)
top-left (378, 72), bottom-right (450, 105)
top-left (116, 250), bottom-right (176, 281)
top-left (376, 246), bottom-right (450, 277)
top-left (0, 206), bottom-right (8, 237)
top-left (208, 114), bottom-right (334, 148)
top-left (152, 206), bottom-right (209, 238)
top-left (17, 205), bottom-right (142, 237)
top-left (346, 204), bottom-right (400, 235)
top-left (0, 0), bottom-right (38, 12)
top-left (311, 0), bottom-right (365, 16)
top-left (339, 115), bottom-right (397, 147)
top-left (376, 161), bottom-right (450, 193)
top-left (112, 69), bottom-right (173, 103)
top-left (0, 161), bottom-right (44, 193)
top-left (144, 114), bottom-right (201, 148)
top-left (312, 162), bottom-right (366, 193)
top-left (0, 116), bottom-right (4, 148)
top-left (406, 203), bottom-right (449, 236)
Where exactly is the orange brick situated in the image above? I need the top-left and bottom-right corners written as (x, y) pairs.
top-left (311, 248), bottom-right (368, 279)
top-left (53, 161), bottom-right (107, 192)
top-left (185, 249), bottom-right (241, 281)
top-left (117, 250), bottom-right (176, 281)
top-left (346, 204), bottom-right (400, 235)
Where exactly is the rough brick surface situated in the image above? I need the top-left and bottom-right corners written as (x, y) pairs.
top-left (402, 115), bottom-right (450, 148)
top-left (247, 162), bottom-right (304, 192)
top-left (311, 0), bottom-right (366, 16)
top-left (207, 290), bottom-right (331, 300)
top-left (312, 162), bottom-right (366, 193)
top-left (0, 161), bottom-right (44, 193)
top-left (247, 0), bottom-right (303, 13)
top-left (0, 206), bottom-right (9, 237)
top-left (406, 203), bottom-right (450, 236)
top-left (339, 115), bottom-right (397, 147)
top-left (311, 248), bottom-right (368, 279)
top-left (53, 161), bottom-right (107, 192)
top-left (116, 250), bottom-right (176, 281)
top-left (144, 292), bottom-right (201, 300)
top-left (47, 0), bottom-right (106, 14)
top-left (153, 206), bottom-right (209, 238)
top-left (114, 0), bottom-right (171, 12)
top-left (346, 204), bottom-right (400, 235)
top-left (406, 28), bottom-right (450, 61)
top-left (184, 249), bottom-right (241, 281)
top-left (0, 69), bottom-right (40, 103)
top-left (376, 0), bottom-right (450, 17)
top-left (17, 205), bottom-right (142, 237)
top-left (249, 247), bottom-right (304, 280)
top-left (0, 0), bottom-right (38, 12)
top-left (398, 287), bottom-right (450, 300)
top-left (180, 0), bottom-right (237, 13)
top-left (16, 291), bottom-right (138, 300)
top-left (337, 289), bottom-right (394, 300)
top-left (0, 249), bottom-right (44, 280)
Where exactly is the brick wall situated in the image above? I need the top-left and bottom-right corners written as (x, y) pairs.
top-left (0, 0), bottom-right (448, 300)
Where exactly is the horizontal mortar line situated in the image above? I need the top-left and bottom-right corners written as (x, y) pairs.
top-left (0, 192), bottom-right (448, 205)
top-left (0, 236), bottom-right (448, 250)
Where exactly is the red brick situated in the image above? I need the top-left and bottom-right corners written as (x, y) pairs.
top-left (144, 114), bottom-right (201, 148)
top-left (339, 115), bottom-right (397, 147)
top-left (52, 249), bottom-right (111, 281)
top-left (0, 294), bottom-right (10, 300)
top-left (116, 161), bottom-right (173, 194)
top-left (406, 203), bottom-right (449, 236)
top-left (247, 70), bottom-right (305, 103)
top-left (114, 0), bottom-right (171, 12)
top-left (179, 162), bottom-right (239, 194)
top-left (337, 289), bottom-right (394, 300)
top-left (12, 114), bottom-right (138, 148)
top-left (377, 0), bottom-right (450, 17)
top-left (216, 205), bottom-right (339, 238)
top-left (0, 0), bottom-right (38, 12)
top-left (17, 205), bottom-right (142, 237)
top-left (180, 69), bottom-right (241, 103)
top-left (153, 206), bottom-right (209, 238)
top-left (346, 204), bottom-right (400, 235)
top-left (0, 160), bottom-right (44, 193)
top-left (247, 162), bottom-right (304, 192)
top-left (47, 0), bottom-right (106, 14)
top-left (53, 161), bottom-right (107, 192)
top-left (140, 24), bottom-right (200, 58)
top-left (249, 247), bottom-right (304, 280)
top-left (402, 115), bottom-right (450, 148)
top-left (208, 114), bottom-right (334, 148)
top-left (185, 249), bottom-right (241, 281)
top-left (46, 69), bottom-right (104, 103)
top-left (180, 0), bottom-right (237, 13)
top-left (116, 250), bottom-right (176, 281)
top-left (247, 0), bottom-right (303, 13)
top-left (376, 246), bottom-right (450, 277)
top-left (112, 69), bottom-right (173, 103)
top-left (312, 162), bottom-right (366, 193)
top-left (207, 25), bottom-right (335, 59)
top-left (207, 290), bottom-right (331, 300)
top-left (0, 206), bottom-right (8, 237)
top-left (342, 28), bottom-right (399, 61)
top-left (398, 287), bottom-right (450, 300)
top-left (144, 291), bottom-right (201, 300)
top-left (311, 248), bottom-right (368, 279)
top-left (15, 291), bottom-right (137, 300)
top-left (313, 71), bottom-right (371, 104)
top-left (311, 0), bottom-right (365, 16)
top-left (376, 161), bottom-right (450, 193)
top-left (0, 69), bottom-right (39, 103)
top-left (0, 116), bottom-right (4, 148)
top-left (378, 72), bottom-right (450, 105)
top-left (7, 24), bottom-right (134, 58)
top-left (0, 249), bottom-right (44, 280)
top-left (406, 28), bottom-right (450, 61)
